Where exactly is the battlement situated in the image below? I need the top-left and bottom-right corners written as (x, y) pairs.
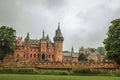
top-left (1, 58), bottom-right (117, 69)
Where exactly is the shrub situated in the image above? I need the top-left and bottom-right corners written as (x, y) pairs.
top-left (0, 68), bottom-right (14, 73)
top-left (0, 68), bottom-right (38, 74)
top-left (16, 68), bottom-right (36, 74)
top-left (71, 68), bottom-right (91, 74)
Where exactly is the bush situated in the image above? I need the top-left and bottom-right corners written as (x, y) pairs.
top-left (0, 68), bottom-right (38, 74)
top-left (0, 68), bottom-right (120, 76)
top-left (0, 68), bottom-right (15, 73)
top-left (38, 70), bottom-right (69, 75)
top-left (16, 68), bottom-right (36, 74)
top-left (71, 68), bottom-right (91, 74)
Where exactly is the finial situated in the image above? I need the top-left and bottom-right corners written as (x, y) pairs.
top-left (25, 32), bottom-right (30, 40)
top-left (71, 46), bottom-right (74, 52)
top-left (58, 22), bottom-right (60, 30)
top-left (26, 32), bottom-right (30, 39)
top-left (42, 29), bottom-right (45, 39)
top-left (27, 32), bottom-right (29, 36)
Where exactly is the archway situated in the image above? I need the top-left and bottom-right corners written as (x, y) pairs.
top-left (42, 54), bottom-right (45, 60)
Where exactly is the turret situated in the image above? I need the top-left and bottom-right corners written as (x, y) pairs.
top-left (16, 37), bottom-right (22, 47)
top-left (24, 32), bottom-right (30, 46)
top-left (40, 30), bottom-right (47, 61)
top-left (54, 23), bottom-right (64, 62)
top-left (42, 30), bottom-right (46, 39)
top-left (71, 46), bottom-right (74, 57)
top-left (79, 46), bottom-right (84, 54)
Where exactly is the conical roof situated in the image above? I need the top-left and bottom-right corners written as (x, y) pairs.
top-left (54, 23), bottom-right (64, 41)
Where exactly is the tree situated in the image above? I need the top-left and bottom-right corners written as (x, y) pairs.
top-left (0, 26), bottom-right (16, 60)
top-left (97, 47), bottom-right (105, 55)
top-left (90, 48), bottom-right (96, 53)
top-left (78, 53), bottom-right (87, 62)
top-left (103, 18), bottom-right (120, 64)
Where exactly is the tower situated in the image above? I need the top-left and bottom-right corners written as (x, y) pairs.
top-left (24, 32), bottom-right (30, 46)
top-left (71, 46), bottom-right (74, 57)
top-left (79, 46), bottom-right (84, 54)
top-left (40, 30), bottom-right (47, 61)
top-left (16, 37), bottom-right (22, 47)
top-left (54, 23), bottom-right (64, 62)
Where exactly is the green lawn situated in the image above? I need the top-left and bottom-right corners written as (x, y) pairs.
top-left (0, 74), bottom-right (120, 80)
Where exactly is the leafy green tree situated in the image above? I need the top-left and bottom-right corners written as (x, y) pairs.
top-left (90, 48), bottom-right (96, 53)
top-left (103, 18), bottom-right (120, 64)
top-left (97, 47), bottom-right (105, 55)
top-left (78, 53), bottom-right (87, 62)
top-left (0, 26), bottom-right (16, 60)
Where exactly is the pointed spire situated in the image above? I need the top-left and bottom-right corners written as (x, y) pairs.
top-left (25, 32), bottom-right (30, 39)
top-left (58, 22), bottom-right (60, 30)
top-left (71, 46), bottom-right (74, 52)
top-left (54, 22), bottom-right (64, 41)
top-left (42, 29), bottom-right (45, 39)
top-left (46, 35), bottom-right (51, 43)
top-left (71, 46), bottom-right (74, 57)
top-left (27, 32), bottom-right (29, 37)
top-left (24, 32), bottom-right (30, 46)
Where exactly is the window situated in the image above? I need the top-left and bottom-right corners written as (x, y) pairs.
top-left (49, 55), bottom-right (50, 58)
top-left (37, 54), bottom-right (40, 58)
top-left (30, 54), bottom-right (32, 58)
top-left (17, 54), bottom-right (19, 57)
top-left (52, 55), bottom-right (54, 58)
top-left (34, 54), bottom-right (36, 58)
top-left (24, 54), bottom-right (25, 58)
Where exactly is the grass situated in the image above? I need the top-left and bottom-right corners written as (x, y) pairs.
top-left (0, 74), bottom-right (120, 80)
top-left (1, 68), bottom-right (120, 76)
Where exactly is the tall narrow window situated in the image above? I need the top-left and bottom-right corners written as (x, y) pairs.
top-left (38, 54), bottom-right (39, 58)
top-left (34, 54), bottom-right (36, 58)
top-left (49, 55), bottom-right (50, 58)
top-left (52, 55), bottom-right (54, 58)
top-left (24, 54), bottom-right (25, 58)
top-left (17, 54), bottom-right (19, 57)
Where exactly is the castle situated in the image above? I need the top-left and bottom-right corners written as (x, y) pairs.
top-left (14, 23), bottom-right (64, 62)
top-left (1, 23), bottom-right (115, 69)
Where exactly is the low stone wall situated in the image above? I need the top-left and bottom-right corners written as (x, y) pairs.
top-left (12, 61), bottom-right (116, 69)
top-left (1, 55), bottom-right (117, 69)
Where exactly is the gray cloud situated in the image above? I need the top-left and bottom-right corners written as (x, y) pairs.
top-left (0, 0), bottom-right (120, 51)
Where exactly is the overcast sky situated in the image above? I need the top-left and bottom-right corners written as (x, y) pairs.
top-left (0, 0), bottom-right (120, 51)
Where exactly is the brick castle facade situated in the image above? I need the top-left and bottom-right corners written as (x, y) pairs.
top-left (14, 23), bottom-right (64, 62)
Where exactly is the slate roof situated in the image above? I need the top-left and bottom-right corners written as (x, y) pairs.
top-left (63, 52), bottom-right (71, 57)
top-left (29, 39), bottom-right (40, 45)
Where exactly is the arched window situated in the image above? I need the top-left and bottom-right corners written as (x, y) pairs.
top-left (24, 54), bottom-right (25, 58)
top-left (42, 54), bottom-right (45, 60)
top-left (17, 54), bottom-right (19, 57)
top-left (34, 54), bottom-right (36, 58)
